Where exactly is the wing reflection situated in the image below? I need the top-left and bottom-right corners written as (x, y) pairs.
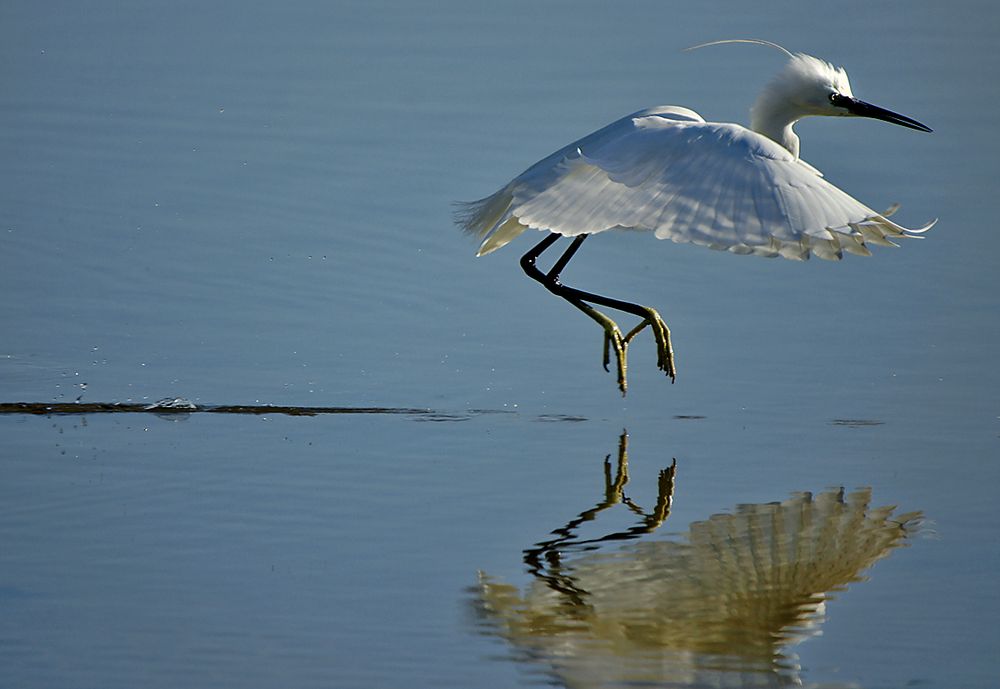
top-left (473, 433), bottom-right (922, 688)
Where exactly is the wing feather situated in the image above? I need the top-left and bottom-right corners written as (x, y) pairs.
top-left (457, 107), bottom-right (933, 259)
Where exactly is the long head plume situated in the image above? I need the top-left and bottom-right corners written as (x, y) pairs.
top-left (685, 39), bottom-right (795, 58)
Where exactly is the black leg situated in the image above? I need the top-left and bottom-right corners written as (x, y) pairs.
top-left (519, 234), bottom-right (676, 394)
top-left (546, 234), bottom-right (587, 280)
top-left (521, 234), bottom-right (629, 388)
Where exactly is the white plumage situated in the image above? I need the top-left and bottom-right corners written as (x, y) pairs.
top-left (457, 40), bottom-right (934, 393)
top-left (459, 102), bottom-right (932, 262)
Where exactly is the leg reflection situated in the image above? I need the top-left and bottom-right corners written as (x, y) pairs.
top-left (523, 431), bottom-right (676, 603)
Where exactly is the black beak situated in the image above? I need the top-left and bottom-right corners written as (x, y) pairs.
top-left (831, 93), bottom-right (932, 132)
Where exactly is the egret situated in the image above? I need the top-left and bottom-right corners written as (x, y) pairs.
top-left (456, 40), bottom-right (934, 394)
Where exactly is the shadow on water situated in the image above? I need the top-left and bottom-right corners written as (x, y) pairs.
top-left (471, 432), bottom-right (922, 689)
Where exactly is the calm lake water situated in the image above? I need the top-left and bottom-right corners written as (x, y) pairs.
top-left (2, 1), bottom-right (998, 687)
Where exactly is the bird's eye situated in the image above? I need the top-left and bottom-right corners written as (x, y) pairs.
top-left (828, 92), bottom-right (852, 109)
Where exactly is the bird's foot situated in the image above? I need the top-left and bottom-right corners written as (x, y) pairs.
top-left (578, 303), bottom-right (630, 394)
top-left (601, 326), bottom-right (630, 396)
top-left (623, 307), bottom-right (676, 383)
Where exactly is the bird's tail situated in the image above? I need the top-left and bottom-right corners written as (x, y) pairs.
top-left (453, 186), bottom-right (527, 256)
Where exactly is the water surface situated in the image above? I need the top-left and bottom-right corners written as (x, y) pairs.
top-left (1, 1), bottom-right (998, 687)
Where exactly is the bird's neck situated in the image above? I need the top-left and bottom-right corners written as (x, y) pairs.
top-left (750, 98), bottom-right (801, 159)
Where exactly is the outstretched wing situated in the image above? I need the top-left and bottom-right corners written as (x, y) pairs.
top-left (457, 107), bottom-right (933, 260)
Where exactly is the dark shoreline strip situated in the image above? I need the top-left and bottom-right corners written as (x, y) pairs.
top-left (0, 402), bottom-right (433, 417)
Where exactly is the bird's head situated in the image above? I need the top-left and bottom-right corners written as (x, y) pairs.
top-left (772, 52), bottom-right (932, 132)
top-left (688, 40), bottom-right (931, 157)
top-left (768, 53), bottom-right (854, 117)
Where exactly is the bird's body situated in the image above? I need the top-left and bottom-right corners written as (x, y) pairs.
top-left (461, 103), bottom-right (930, 262)
top-left (457, 41), bottom-right (933, 394)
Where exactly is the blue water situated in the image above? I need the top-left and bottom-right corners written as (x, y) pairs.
top-left (2, 1), bottom-right (998, 687)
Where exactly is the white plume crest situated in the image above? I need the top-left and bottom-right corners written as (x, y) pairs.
top-left (685, 38), bottom-right (795, 59)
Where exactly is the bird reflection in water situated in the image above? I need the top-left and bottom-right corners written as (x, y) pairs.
top-left (472, 432), bottom-right (922, 688)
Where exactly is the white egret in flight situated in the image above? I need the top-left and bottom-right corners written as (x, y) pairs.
top-left (456, 40), bottom-right (933, 394)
